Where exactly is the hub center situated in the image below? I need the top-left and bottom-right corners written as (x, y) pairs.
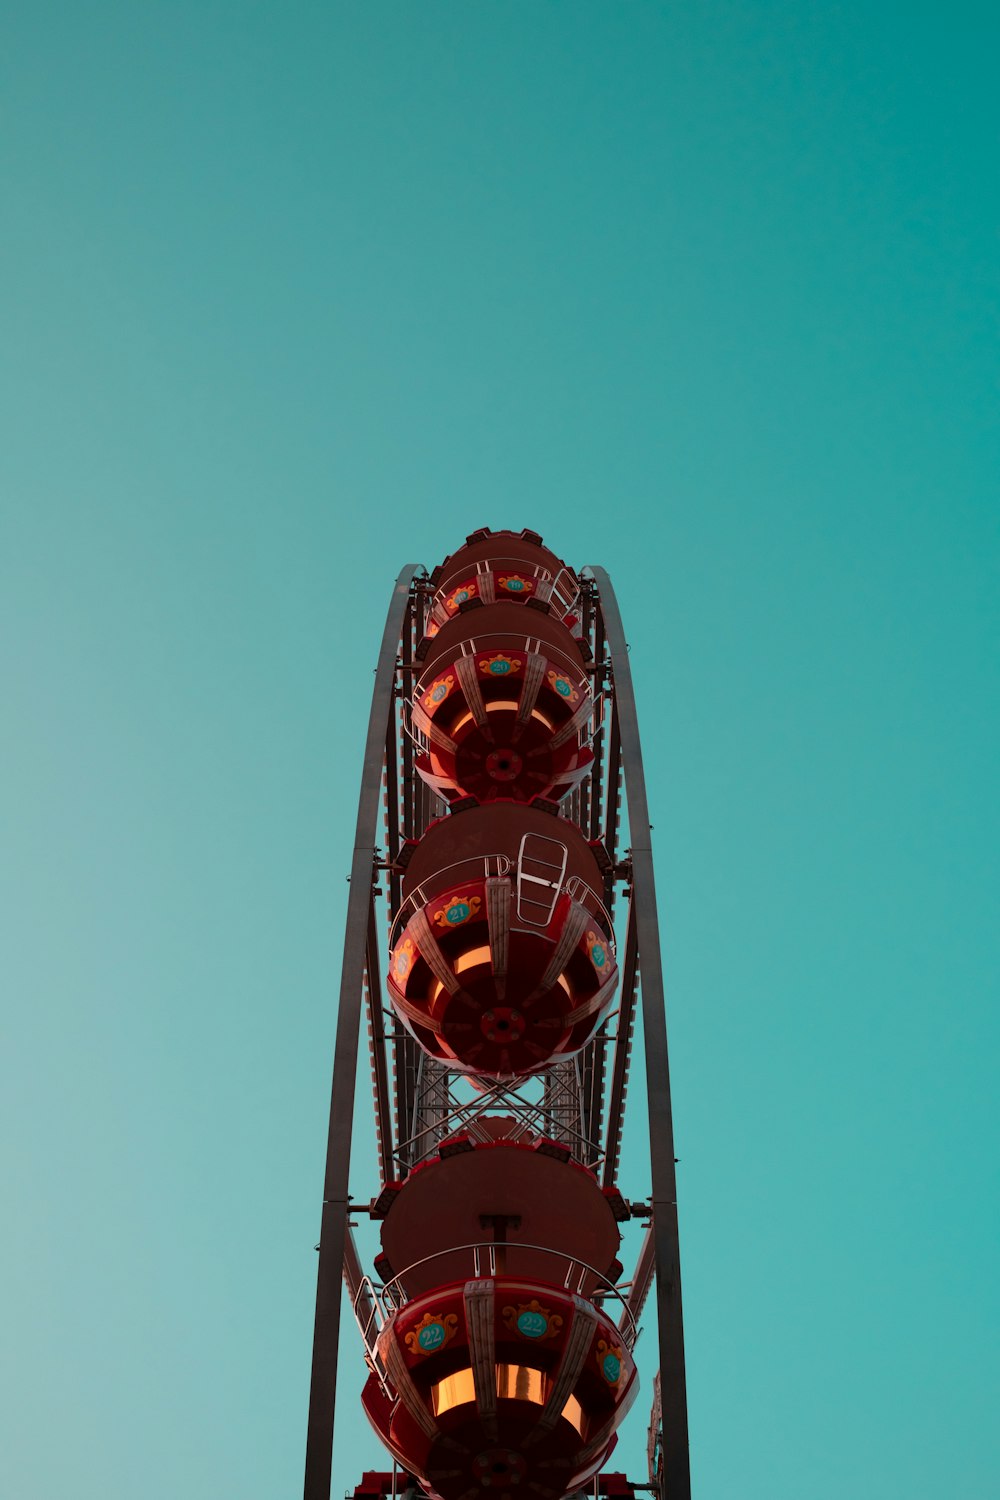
top-left (480, 1007), bottom-right (526, 1043)
top-left (485, 748), bottom-right (524, 782)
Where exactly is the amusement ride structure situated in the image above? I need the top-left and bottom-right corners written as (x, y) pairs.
top-left (304, 530), bottom-right (690, 1500)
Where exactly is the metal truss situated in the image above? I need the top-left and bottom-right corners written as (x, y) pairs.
top-left (304, 567), bottom-right (690, 1500)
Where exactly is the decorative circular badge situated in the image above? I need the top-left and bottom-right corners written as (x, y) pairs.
top-left (546, 669), bottom-right (579, 703)
top-left (586, 930), bottom-right (609, 972)
top-left (420, 1322), bottom-right (445, 1350)
top-left (423, 675), bottom-right (454, 711)
top-left (445, 580), bottom-right (478, 613)
top-left (503, 1298), bottom-right (563, 1341)
top-left (517, 1310), bottom-right (548, 1339)
top-left (405, 1310), bottom-right (459, 1356)
top-left (478, 652), bottom-right (521, 677)
top-left (498, 573), bottom-right (533, 596)
top-left (392, 938), bottom-right (415, 983)
top-left (596, 1337), bottom-right (624, 1386)
top-left (433, 894), bottom-right (482, 929)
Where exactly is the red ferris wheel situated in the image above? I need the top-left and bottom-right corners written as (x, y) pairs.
top-left (303, 530), bottom-right (690, 1500)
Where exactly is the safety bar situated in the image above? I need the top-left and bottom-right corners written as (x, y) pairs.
top-left (429, 557), bottom-right (581, 626)
top-left (426, 631), bottom-right (589, 680)
top-left (388, 854), bottom-right (513, 949)
top-left (388, 854), bottom-right (615, 952)
top-left (370, 1240), bottom-right (639, 1348)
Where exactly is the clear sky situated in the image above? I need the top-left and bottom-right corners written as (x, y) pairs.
top-left (2, 4), bottom-right (998, 1498)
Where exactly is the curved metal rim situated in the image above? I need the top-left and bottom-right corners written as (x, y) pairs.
top-left (587, 565), bottom-right (691, 1500)
top-left (303, 565), bottom-right (422, 1500)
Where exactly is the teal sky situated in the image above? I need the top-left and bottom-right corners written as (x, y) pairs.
top-left (2, 4), bottom-right (998, 1497)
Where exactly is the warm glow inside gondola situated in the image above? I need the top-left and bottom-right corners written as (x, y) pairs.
top-left (429, 1365), bottom-right (584, 1436)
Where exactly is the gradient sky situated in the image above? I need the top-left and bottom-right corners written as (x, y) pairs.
top-left (2, 5), bottom-right (998, 1498)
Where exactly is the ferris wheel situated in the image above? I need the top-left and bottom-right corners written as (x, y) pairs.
top-left (303, 530), bottom-right (690, 1500)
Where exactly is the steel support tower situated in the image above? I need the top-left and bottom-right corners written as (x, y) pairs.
top-left (303, 540), bottom-right (690, 1500)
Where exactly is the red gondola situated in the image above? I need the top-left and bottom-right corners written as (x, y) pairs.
top-left (362, 1273), bottom-right (638, 1500)
top-left (387, 803), bottom-right (617, 1077)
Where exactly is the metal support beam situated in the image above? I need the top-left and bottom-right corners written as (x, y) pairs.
top-left (621, 1221), bottom-right (656, 1333)
top-left (307, 559), bottom-right (689, 1500)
